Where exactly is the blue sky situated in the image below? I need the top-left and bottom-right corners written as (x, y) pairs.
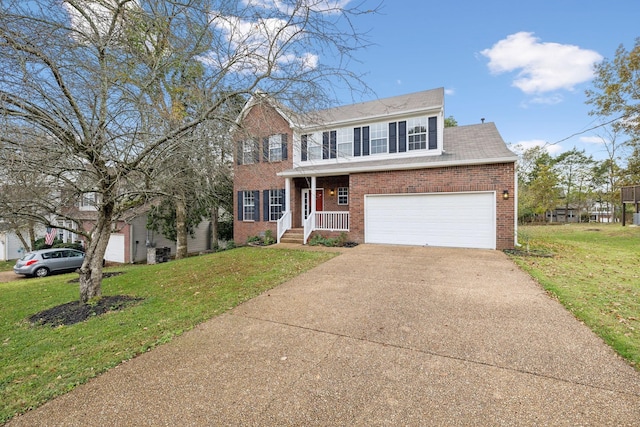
top-left (329, 0), bottom-right (640, 161)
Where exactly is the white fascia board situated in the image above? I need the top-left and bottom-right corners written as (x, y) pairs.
top-left (277, 156), bottom-right (517, 178)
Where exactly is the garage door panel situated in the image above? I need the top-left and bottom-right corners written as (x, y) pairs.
top-left (105, 234), bottom-right (125, 263)
top-left (365, 192), bottom-right (495, 249)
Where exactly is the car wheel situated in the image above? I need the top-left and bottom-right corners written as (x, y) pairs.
top-left (34, 267), bottom-right (49, 278)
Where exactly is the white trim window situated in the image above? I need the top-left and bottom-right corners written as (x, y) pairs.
top-left (269, 190), bottom-right (284, 221)
top-left (79, 192), bottom-right (97, 211)
top-left (338, 187), bottom-right (348, 205)
top-left (268, 134), bottom-right (283, 162)
top-left (407, 117), bottom-right (427, 150)
top-left (370, 123), bottom-right (388, 154)
top-left (307, 133), bottom-right (322, 160)
top-left (337, 128), bottom-right (353, 158)
top-left (242, 140), bottom-right (256, 164)
top-left (243, 191), bottom-right (255, 221)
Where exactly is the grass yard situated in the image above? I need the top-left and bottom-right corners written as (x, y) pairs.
top-left (0, 247), bottom-right (337, 424)
top-left (0, 260), bottom-right (15, 272)
top-left (510, 223), bottom-right (640, 370)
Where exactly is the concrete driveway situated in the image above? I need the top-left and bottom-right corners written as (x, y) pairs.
top-left (8, 244), bottom-right (640, 426)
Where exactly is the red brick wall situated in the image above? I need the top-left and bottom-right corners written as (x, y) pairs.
top-left (345, 163), bottom-right (515, 249)
top-left (233, 102), bottom-right (293, 244)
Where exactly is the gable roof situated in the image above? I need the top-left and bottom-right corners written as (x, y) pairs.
top-left (301, 88), bottom-right (444, 129)
top-left (278, 122), bottom-right (517, 178)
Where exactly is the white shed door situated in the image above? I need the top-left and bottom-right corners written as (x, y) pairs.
top-left (365, 192), bottom-right (496, 249)
top-left (105, 234), bottom-right (125, 263)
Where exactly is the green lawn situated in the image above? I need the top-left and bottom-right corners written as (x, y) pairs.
top-left (0, 260), bottom-right (15, 272)
top-left (0, 247), bottom-right (337, 424)
top-left (511, 223), bottom-right (640, 370)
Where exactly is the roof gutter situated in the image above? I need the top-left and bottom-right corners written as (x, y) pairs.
top-left (277, 156), bottom-right (517, 178)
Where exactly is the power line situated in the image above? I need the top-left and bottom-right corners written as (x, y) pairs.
top-left (543, 114), bottom-right (628, 148)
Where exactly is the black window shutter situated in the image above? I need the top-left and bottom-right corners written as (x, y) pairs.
top-left (263, 190), bottom-right (269, 221)
top-left (389, 122), bottom-right (397, 153)
top-left (398, 121), bottom-right (407, 152)
top-left (330, 130), bottom-right (337, 159)
top-left (428, 117), bottom-right (437, 149)
top-left (253, 139), bottom-right (260, 163)
top-left (237, 191), bottom-right (244, 221)
top-left (301, 134), bottom-right (308, 161)
top-left (263, 137), bottom-right (269, 161)
top-left (322, 131), bottom-right (329, 159)
top-left (362, 126), bottom-right (370, 156)
top-left (281, 134), bottom-right (288, 160)
top-left (354, 128), bottom-right (361, 156)
top-left (254, 190), bottom-right (260, 222)
top-left (236, 142), bottom-right (242, 165)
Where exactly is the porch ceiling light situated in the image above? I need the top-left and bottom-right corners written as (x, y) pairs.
top-left (502, 190), bottom-right (509, 200)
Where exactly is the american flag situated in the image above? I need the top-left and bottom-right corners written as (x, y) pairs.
top-left (45, 227), bottom-right (57, 245)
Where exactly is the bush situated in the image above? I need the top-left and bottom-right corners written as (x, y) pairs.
top-left (217, 219), bottom-right (233, 241)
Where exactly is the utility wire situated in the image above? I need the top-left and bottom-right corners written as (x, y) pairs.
top-left (543, 114), bottom-right (628, 148)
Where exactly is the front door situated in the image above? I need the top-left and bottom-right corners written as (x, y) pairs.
top-left (302, 189), bottom-right (324, 223)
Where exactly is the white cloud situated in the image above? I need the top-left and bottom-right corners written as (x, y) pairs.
top-left (580, 135), bottom-right (607, 145)
top-left (445, 88), bottom-right (455, 96)
top-left (241, 0), bottom-right (350, 15)
top-left (512, 139), bottom-right (564, 155)
top-left (204, 12), bottom-right (318, 74)
top-left (480, 32), bottom-right (602, 94)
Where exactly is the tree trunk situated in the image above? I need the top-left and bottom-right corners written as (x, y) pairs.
top-left (175, 197), bottom-right (188, 259)
top-left (78, 201), bottom-right (113, 303)
top-left (14, 229), bottom-right (30, 253)
top-left (210, 206), bottom-right (219, 251)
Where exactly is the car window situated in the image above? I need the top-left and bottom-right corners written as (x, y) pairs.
top-left (68, 251), bottom-right (83, 258)
top-left (41, 252), bottom-right (53, 259)
top-left (20, 253), bottom-right (36, 261)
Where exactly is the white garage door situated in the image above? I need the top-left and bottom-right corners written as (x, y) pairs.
top-left (365, 192), bottom-right (496, 249)
top-left (105, 234), bottom-right (125, 263)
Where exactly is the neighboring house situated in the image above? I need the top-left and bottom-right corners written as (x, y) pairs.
top-left (233, 88), bottom-right (518, 250)
top-left (61, 196), bottom-right (213, 263)
top-left (0, 225), bottom-right (47, 261)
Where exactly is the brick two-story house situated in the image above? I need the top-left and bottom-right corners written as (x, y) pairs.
top-left (233, 87), bottom-right (518, 250)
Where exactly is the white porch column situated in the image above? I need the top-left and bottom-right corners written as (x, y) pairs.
top-left (285, 177), bottom-right (291, 212)
top-left (310, 176), bottom-right (316, 215)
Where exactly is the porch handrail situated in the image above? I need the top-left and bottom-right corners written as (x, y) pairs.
top-left (314, 211), bottom-right (349, 231)
top-left (303, 212), bottom-right (314, 244)
top-left (276, 210), bottom-right (291, 243)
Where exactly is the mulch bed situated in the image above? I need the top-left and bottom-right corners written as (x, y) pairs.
top-left (28, 295), bottom-right (143, 327)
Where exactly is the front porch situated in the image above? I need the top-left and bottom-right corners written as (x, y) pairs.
top-left (277, 175), bottom-right (350, 244)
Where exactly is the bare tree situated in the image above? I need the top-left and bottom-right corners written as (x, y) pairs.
top-left (0, 0), bottom-right (373, 302)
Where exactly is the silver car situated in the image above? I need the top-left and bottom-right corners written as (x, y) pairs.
top-left (14, 248), bottom-right (85, 278)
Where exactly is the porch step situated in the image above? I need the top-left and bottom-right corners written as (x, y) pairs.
top-left (280, 228), bottom-right (304, 244)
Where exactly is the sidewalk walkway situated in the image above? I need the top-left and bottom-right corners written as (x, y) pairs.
top-left (8, 244), bottom-right (640, 426)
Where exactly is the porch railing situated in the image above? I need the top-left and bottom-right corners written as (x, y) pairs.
top-left (303, 212), bottom-right (315, 244)
top-left (314, 211), bottom-right (349, 231)
top-left (276, 210), bottom-right (292, 243)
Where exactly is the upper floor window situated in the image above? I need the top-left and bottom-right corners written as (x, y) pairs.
top-left (407, 117), bottom-right (427, 151)
top-left (79, 192), bottom-right (97, 211)
top-left (263, 134), bottom-right (288, 162)
top-left (369, 123), bottom-right (387, 154)
top-left (337, 128), bottom-right (353, 158)
top-left (239, 139), bottom-right (258, 165)
top-left (302, 133), bottom-right (322, 161)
